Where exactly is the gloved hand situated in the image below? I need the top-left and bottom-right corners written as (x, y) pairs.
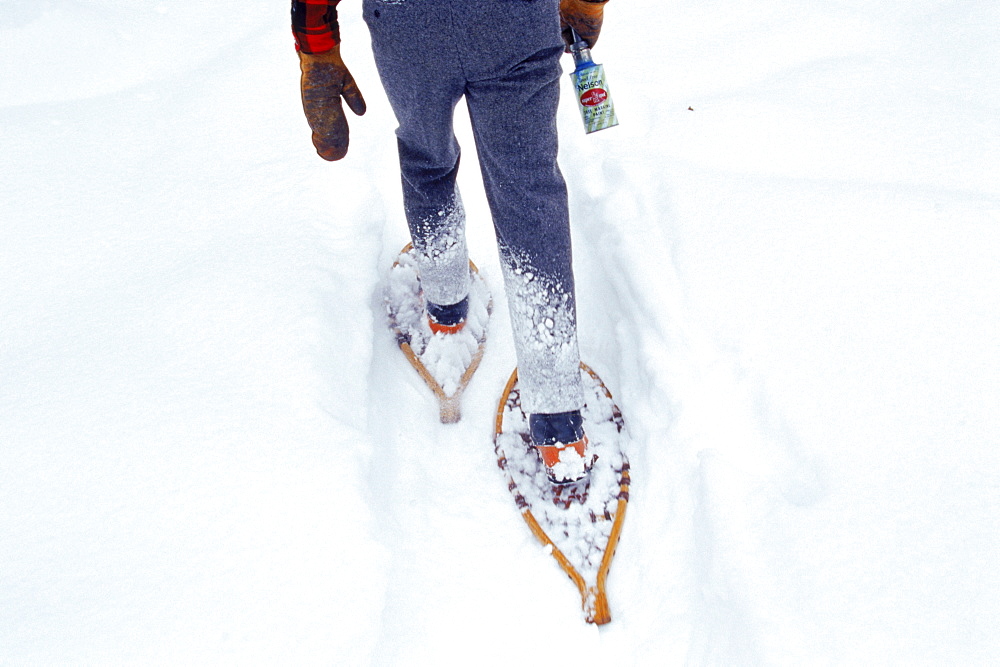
top-left (298, 45), bottom-right (367, 161)
top-left (559, 0), bottom-right (609, 50)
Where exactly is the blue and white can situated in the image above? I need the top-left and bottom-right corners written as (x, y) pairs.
top-left (569, 41), bottom-right (618, 134)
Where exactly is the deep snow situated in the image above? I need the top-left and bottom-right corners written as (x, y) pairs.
top-left (2, 0), bottom-right (998, 664)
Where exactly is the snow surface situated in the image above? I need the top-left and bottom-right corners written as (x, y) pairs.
top-left (2, 0), bottom-right (999, 664)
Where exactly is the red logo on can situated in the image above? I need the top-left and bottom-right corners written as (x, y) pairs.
top-left (580, 88), bottom-right (607, 106)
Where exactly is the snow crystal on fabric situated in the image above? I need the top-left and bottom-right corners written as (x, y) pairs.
top-left (409, 193), bottom-right (470, 307)
top-left (500, 248), bottom-right (584, 414)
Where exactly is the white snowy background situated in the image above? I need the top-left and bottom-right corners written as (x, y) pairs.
top-left (2, 0), bottom-right (998, 663)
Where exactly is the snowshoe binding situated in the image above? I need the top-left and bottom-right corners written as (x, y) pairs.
top-left (529, 410), bottom-right (596, 484)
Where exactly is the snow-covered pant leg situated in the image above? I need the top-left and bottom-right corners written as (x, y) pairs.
top-left (364, 0), bottom-right (584, 414)
top-left (363, 0), bottom-right (470, 307)
top-left (464, 48), bottom-right (584, 415)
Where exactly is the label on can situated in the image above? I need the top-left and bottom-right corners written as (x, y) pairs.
top-left (571, 64), bottom-right (619, 134)
top-left (580, 88), bottom-right (607, 106)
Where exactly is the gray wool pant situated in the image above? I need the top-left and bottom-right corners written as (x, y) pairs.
top-left (364, 0), bottom-right (584, 415)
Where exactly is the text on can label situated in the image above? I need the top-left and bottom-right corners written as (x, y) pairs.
top-left (580, 88), bottom-right (608, 107)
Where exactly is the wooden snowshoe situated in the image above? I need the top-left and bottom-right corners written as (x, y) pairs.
top-left (385, 244), bottom-right (492, 423)
top-left (494, 363), bottom-right (630, 624)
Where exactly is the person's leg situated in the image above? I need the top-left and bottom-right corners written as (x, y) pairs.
top-left (363, 0), bottom-right (470, 308)
top-left (462, 29), bottom-right (584, 415)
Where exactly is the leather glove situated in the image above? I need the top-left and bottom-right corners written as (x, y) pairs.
top-left (299, 45), bottom-right (367, 161)
top-left (559, 0), bottom-right (609, 50)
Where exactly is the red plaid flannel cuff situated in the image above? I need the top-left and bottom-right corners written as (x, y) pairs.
top-left (292, 0), bottom-right (341, 53)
